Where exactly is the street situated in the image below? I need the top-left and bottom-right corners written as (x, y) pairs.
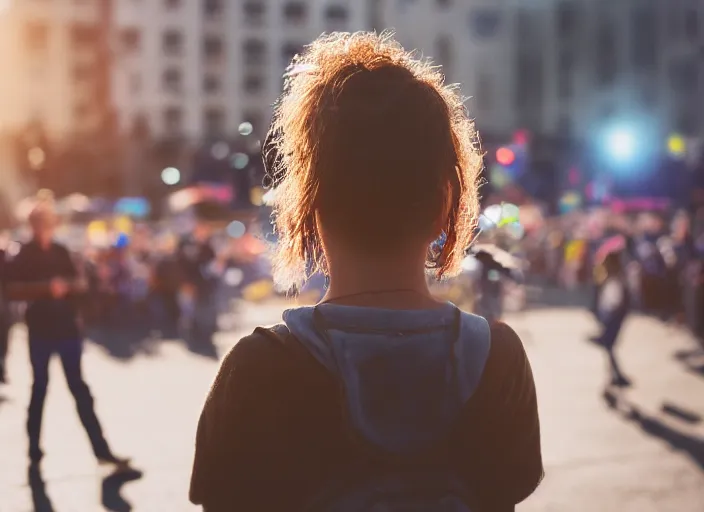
top-left (1, 302), bottom-right (703, 512)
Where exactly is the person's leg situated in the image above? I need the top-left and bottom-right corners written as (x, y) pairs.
top-left (0, 315), bottom-right (10, 383)
top-left (601, 315), bottom-right (631, 386)
top-left (27, 339), bottom-right (52, 464)
top-left (57, 338), bottom-right (113, 460)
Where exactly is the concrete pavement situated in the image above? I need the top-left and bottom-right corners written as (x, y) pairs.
top-left (0, 303), bottom-right (703, 511)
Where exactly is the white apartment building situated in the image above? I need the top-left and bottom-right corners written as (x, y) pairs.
top-left (2, 0), bottom-right (703, 148)
top-left (0, 0), bottom-right (108, 142)
top-left (384, 0), bottom-right (704, 146)
top-left (112, 0), bottom-right (368, 142)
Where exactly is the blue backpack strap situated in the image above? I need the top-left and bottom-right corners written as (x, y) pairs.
top-left (455, 311), bottom-right (492, 404)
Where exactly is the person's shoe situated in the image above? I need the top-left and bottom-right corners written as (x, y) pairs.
top-left (611, 375), bottom-right (633, 388)
top-left (97, 454), bottom-right (132, 471)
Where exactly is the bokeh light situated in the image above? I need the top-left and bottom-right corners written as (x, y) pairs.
top-left (224, 268), bottom-right (244, 287)
top-left (667, 133), bottom-right (686, 158)
top-left (605, 128), bottom-right (636, 164)
top-left (161, 167), bottom-right (181, 185)
top-left (496, 146), bottom-right (516, 166)
top-left (211, 142), bottom-right (230, 160)
top-left (231, 152), bottom-right (250, 170)
top-left (238, 122), bottom-right (254, 136)
top-left (226, 220), bottom-right (246, 238)
top-left (513, 129), bottom-right (528, 146)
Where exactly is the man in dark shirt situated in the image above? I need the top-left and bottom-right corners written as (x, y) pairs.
top-left (7, 203), bottom-right (128, 468)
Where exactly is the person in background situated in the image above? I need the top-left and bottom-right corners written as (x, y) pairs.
top-left (594, 250), bottom-right (632, 388)
top-left (151, 235), bottom-right (182, 338)
top-left (6, 200), bottom-right (129, 469)
top-left (190, 32), bottom-right (542, 511)
top-left (177, 221), bottom-right (218, 345)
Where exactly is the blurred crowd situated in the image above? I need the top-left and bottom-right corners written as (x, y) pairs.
top-left (522, 207), bottom-right (704, 342)
top-left (0, 216), bottom-right (273, 367)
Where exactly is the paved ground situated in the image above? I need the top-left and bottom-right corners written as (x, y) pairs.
top-left (1, 301), bottom-right (703, 511)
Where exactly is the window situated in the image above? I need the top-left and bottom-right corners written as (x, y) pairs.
top-left (556, 0), bottom-right (577, 38)
top-left (282, 42), bottom-right (303, 67)
top-left (163, 68), bottom-right (183, 93)
top-left (243, 74), bottom-right (264, 94)
top-left (165, 0), bottom-right (182, 8)
top-left (204, 108), bottom-right (226, 137)
top-left (131, 114), bottom-right (150, 140)
top-left (557, 52), bottom-right (573, 99)
top-left (631, 2), bottom-right (657, 71)
top-left (203, 35), bottom-right (224, 59)
top-left (325, 5), bottom-right (348, 24)
top-left (204, 0), bottom-right (223, 17)
top-left (468, 8), bottom-right (501, 39)
top-left (203, 74), bottom-right (221, 94)
top-left (71, 24), bottom-right (99, 47)
top-left (283, 2), bottom-right (307, 24)
top-left (163, 29), bottom-right (184, 56)
top-left (243, 39), bottom-right (266, 65)
top-left (514, 53), bottom-right (543, 113)
top-left (164, 107), bottom-right (183, 134)
top-left (243, 1), bottom-right (265, 24)
top-left (670, 60), bottom-right (698, 95)
top-left (477, 72), bottom-right (493, 110)
top-left (121, 28), bottom-right (141, 52)
top-left (24, 22), bottom-right (49, 52)
top-left (685, 7), bottom-right (699, 40)
top-left (667, 10), bottom-right (678, 42)
top-left (596, 21), bottom-right (617, 86)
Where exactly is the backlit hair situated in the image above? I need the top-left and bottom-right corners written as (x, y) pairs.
top-left (268, 31), bottom-right (482, 288)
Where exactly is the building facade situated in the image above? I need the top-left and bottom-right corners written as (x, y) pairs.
top-left (112, 0), bottom-right (367, 142)
top-left (0, 0), bottom-right (110, 141)
top-left (1, 0), bottom-right (703, 192)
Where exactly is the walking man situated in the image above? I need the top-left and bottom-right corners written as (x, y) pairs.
top-left (7, 201), bottom-right (128, 468)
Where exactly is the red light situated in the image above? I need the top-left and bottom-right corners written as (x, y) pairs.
top-left (496, 147), bottom-right (516, 166)
top-left (513, 130), bottom-right (529, 146)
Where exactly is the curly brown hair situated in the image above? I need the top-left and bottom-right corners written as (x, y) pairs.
top-left (268, 31), bottom-right (482, 288)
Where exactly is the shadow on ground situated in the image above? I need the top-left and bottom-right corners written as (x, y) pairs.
top-left (102, 468), bottom-right (144, 512)
top-left (85, 323), bottom-right (219, 361)
top-left (674, 348), bottom-right (704, 378)
top-left (28, 464), bottom-right (143, 512)
top-left (604, 389), bottom-right (704, 471)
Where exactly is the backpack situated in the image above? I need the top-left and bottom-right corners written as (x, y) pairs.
top-left (257, 311), bottom-right (489, 512)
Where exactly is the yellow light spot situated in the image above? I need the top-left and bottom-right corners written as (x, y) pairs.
top-left (250, 187), bottom-right (264, 206)
top-left (667, 134), bottom-right (686, 157)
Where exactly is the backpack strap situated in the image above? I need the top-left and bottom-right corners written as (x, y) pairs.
top-left (253, 324), bottom-right (323, 368)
